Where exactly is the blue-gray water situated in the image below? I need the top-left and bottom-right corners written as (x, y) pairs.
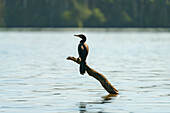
top-left (0, 29), bottom-right (170, 113)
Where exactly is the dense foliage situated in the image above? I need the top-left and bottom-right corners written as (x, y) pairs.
top-left (0, 0), bottom-right (170, 27)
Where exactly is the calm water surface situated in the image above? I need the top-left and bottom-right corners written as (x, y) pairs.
top-left (0, 29), bottom-right (170, 113)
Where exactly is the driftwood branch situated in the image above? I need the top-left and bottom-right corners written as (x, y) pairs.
top-left (67, 56), bottom-right (119, 94)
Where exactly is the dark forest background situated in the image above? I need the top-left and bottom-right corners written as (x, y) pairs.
top-left (0, 0), bottom-right (170, 28)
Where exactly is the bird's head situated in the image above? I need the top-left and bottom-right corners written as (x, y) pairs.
top-left (74, 34), bottom-right (86, 40)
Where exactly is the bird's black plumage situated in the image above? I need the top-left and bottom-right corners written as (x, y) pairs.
top-left (74, 34), bottom-right (89, 75)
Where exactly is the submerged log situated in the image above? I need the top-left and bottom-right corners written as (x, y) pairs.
top-left (67, 56), bottom-right (119, 94)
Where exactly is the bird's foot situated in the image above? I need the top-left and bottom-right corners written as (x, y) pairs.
top-left (77, 57), bottom-right (81, 62)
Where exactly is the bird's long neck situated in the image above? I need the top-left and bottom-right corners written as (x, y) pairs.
top-left (80, 38), bottom-right (86, 43)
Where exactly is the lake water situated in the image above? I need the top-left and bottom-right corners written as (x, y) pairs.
top-left (0, 28), bottom-right (170, 113)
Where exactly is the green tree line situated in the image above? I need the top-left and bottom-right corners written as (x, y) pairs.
top-left (0, 0), bottom-right (170, 28)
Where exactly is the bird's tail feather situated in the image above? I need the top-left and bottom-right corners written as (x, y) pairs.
top-left (80, 61), bottom-right (86, 75)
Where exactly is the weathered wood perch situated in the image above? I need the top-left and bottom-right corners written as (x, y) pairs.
top-left (67, 56), bottom-right (119, 94)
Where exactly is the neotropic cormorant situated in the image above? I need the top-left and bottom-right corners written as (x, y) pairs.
top-left (74, 34), bottom-right (89, 75)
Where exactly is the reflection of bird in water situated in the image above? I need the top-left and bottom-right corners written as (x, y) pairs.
top-left (74, 34), bottom-right (89, 75)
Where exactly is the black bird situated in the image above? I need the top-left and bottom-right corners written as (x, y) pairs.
top-left (74, 34), bottom-right (89, 75)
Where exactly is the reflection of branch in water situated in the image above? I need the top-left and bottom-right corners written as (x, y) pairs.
top-left (67, 56), bottom-right (119, 94)
top-left (102, 94), bottom-right (118, 100)
top-left (79, 101), bottom-right (106, 113)
top-left (79, 94), bottom-right (118, 113)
